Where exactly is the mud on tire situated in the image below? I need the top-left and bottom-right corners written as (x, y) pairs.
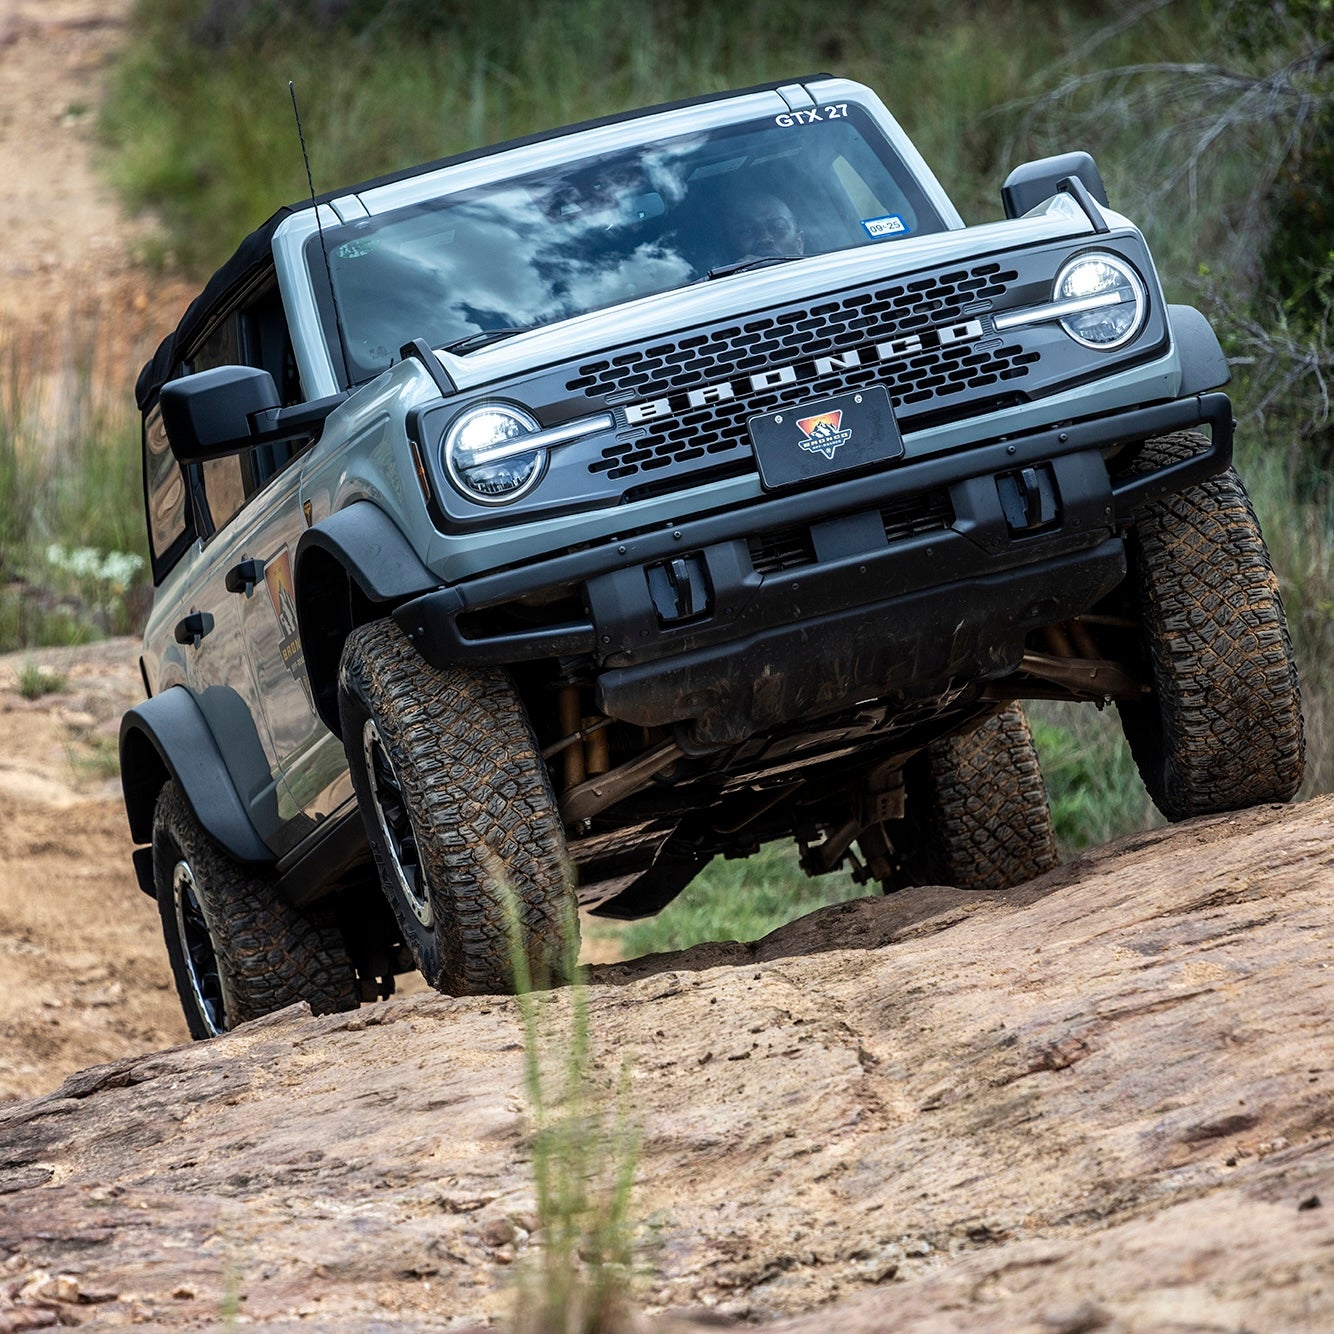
top-left (1116, 432), bottom-right (1305, 820)
top-left (338, 619), bottom-right (577, 996)
top-left (865, 703), bottom-right (1058, 894)
top-left (152, 780), bottom-right (359, 1040)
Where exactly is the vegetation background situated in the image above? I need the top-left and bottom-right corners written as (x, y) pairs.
top-left (3, 0), bottom-right (1329, 952)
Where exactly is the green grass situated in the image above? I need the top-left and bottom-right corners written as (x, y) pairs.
top-left (66, 733), bottom-right (123, 785)
top-left (0, 334), bottom-right (149, 652)
top-left (105, 0), bottom-right (1223, 274)
top-left (1232, 411), bottom-right (1334, 799)
top-left (511, 905), bottom-right (642, 1332)
top-left (16, 661), bottom-right (67, 700)
top-left (589, 842), bottom-right (871, 961)
top-left (1028, 702), bottom-right (1160, 855)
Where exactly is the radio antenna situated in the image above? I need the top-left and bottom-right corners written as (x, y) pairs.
top-left (289, 80), bottom-right (352, 388)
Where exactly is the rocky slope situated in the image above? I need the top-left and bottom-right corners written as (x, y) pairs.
top-left (2, 789), bottom-right (1331, 1330)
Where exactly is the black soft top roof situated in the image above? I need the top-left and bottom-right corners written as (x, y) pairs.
top-left (134, 75), bottom-right (828, 411)
top-left (136, 203), bottom-right (297, 410)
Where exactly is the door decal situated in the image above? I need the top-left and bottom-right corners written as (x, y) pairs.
top-left (264, 547), bottom-right (314, 707)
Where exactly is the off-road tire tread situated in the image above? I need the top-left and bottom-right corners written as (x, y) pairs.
top-left (1117, 431), bottom-right (1305, 819)
top-left (152, 781), bottom-right (359, 1037)
top-left (339, 619), bottom-right (575, 996)
top-left (896, 704), bottom-right (1058, 893)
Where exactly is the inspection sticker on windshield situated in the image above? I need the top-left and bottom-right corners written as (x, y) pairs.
top-left (862, 214), bottom-right (909, 239)
top-left (748, 386), bottom-right (902, 490)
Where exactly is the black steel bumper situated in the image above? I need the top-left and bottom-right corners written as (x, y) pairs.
top-left (595, 538), bottom-right (1130, 745)
top-left (395, 392), bottom-right (1232, 740)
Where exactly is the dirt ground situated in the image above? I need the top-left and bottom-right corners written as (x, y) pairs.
top-left (0, 641), bottom-right (190, 1103)
top-left (0, 0), bottom-right (213, 1101)
top-left (2, 793), bottom-right (1331, 1330)
top-left (0, 0), bottom-right (192, 396)
top-left (0, 0), bottom-right (207, 1106)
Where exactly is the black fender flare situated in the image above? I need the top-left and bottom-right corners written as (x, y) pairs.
top-left (294, 502), bottom-right (438, 733)
top-left (1169, 304), bottom-right (1231, 396)
top-left (120, 686), bottom-right (273, 893)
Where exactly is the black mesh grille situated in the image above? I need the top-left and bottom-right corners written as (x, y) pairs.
top-left (747, 527), bottom-right (817, 575)
top-left (571, 262), bottom-right (1035, 483)
top-left (882, 489), bottom-right (954, 541)
top-left (745, 488), bottom-right (955, 577)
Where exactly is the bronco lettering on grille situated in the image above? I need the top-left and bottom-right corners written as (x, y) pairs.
top-left (622, 318), bottom-right (986, 426)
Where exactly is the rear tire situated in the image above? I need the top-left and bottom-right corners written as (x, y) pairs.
top-left (1116, 432), bottom-right (1305, 819)
top-left (152, 781), bottom-right (359, 1039)
top-left (338, 619), bottom-right (577, 995)
top-left (862, 704), bottom-right (1058, 893)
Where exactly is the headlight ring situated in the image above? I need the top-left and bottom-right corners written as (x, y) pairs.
top-left (1053, 252), bottom-right (1146, 350)
top-left (442, 402), bottom-right (547, 505)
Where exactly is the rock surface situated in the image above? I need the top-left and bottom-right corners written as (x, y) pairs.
top-left (2, 793), bottom-right (1331, 1330)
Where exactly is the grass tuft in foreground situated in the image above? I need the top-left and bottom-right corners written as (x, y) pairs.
top-left (509, 900), bottom-right (642, 1333)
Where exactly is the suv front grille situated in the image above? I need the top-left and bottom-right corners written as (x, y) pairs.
top-left (569, 263), bottom-right (1017, 400)
top-left (590, 341), bottom-right (1037, 482)
top-left (569, 262), bottom-right (1036, 483)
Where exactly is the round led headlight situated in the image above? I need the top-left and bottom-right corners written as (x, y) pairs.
top-left (442, 402), bottom-right (546, 505)
top-left (1053, 253), bottom-right (1146, 350)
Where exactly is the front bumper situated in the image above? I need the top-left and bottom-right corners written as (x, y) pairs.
top-left (395, 392), bottom-right (1232, 741)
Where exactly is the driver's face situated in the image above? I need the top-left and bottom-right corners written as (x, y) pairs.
top-left (736, 200), bottom-right (803, 256)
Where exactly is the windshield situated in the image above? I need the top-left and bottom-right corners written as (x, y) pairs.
top-left (312, 105), bottom-right (947, 383)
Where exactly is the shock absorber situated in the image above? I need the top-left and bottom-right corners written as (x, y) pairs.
top-left (557, 682), bottom-right (586, 790)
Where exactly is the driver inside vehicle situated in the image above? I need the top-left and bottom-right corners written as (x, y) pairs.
top-left (728, 192), bottom-right (805, 261)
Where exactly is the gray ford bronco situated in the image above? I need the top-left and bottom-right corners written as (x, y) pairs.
top-left (120, 75), bottom-right (1304, 1037)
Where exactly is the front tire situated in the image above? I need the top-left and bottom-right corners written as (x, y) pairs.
top-left (338, 620), bottom-right (577, 995)
top-left (152, 781), bottom-right (359, 1039)
top-left (1116, 433), bottom-right (1305, 819)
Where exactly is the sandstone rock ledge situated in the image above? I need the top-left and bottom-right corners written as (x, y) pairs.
top-left (2, 798), bottom-right (1332, 1331)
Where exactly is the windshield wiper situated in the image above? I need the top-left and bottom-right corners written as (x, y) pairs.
top-left (440, 327), bottom-right (529, 355)
top-left (704, 254), bottom-right (804, 281)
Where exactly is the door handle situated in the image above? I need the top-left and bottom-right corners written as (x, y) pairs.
top-left (225, 558), bottom-right (265, 596)
top-left (174, 611), bottom-right (215, 647)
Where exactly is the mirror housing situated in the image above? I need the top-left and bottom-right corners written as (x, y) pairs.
top-left (1002, 151), bottom-right (1109, 220)
top-left (160, 365), bottom-right (280, 464)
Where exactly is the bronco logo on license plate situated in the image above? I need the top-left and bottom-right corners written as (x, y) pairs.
top-left (748, 386), bottom-right (902, 489)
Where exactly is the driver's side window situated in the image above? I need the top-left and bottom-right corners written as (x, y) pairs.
top-left (185, 279), bottom-right (305, 538)
top-left (189, 312), bottom-right (250, 536)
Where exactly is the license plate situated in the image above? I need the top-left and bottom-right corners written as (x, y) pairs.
top-left (747, 386), bottom-right (903, 490)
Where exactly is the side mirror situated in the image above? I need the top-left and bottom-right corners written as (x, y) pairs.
top-left (159, 366), bottom-right (280, 464)
top-left (1002, 152), bottom-right (1109, 220)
